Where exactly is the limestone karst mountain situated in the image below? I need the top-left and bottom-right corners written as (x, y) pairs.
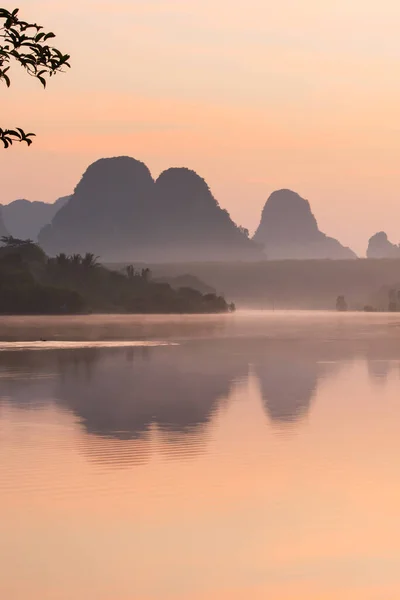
top-left (153, 167), bottom-right (260, 261)
top-left (2, 196), bottom-right (69, 241)
top-left (39, 157), bottom-right (261, 261)
top-left (39, 157), bottom-right (155, 259)
top-left (366, 231), bottom-right (400, 258)
top-left (38, 161), bottom-right (361, 263)
top-left (253, 189), bottom-right (357, 260)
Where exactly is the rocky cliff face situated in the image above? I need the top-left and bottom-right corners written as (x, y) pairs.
top-left (2, 196), bottom-right (69, 241)
top-left (366, 232), bottom-right (400, 258)
top-left (39, 157), bottom-right (261, 261)
top-left (253, 189), bottom-right (356, 259)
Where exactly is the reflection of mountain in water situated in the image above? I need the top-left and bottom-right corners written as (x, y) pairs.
top-left (253, 343), bottom-right (346, 425)
top-left (3, 335), bottom-right (400, 466)
top-left (254, 357), bottom-right (319, 423)
top-left (0, 344), bottom-right (248, 465)
top-left (53, 344), bottom-right (247, 441)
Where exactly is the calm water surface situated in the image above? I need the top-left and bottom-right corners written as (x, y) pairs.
top-left (1, 311), bottom-right (400, 599)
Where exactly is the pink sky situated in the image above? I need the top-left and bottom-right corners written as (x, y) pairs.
top-left (3, 0), bottom-right (400, 254)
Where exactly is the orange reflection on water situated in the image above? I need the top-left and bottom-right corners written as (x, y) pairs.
top-left (1, 343), bottom-right (400, 599)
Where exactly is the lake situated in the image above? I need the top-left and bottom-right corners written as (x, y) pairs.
top-left (1, 311), bottom-right (400, 599)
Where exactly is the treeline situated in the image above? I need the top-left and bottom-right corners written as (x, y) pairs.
top-left (0, 237), bottom-right (234, 315)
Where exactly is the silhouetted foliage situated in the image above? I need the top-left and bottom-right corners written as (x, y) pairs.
top-left (1, 234), bottom-right (33, 246)
top-left (0, 246), bottom-right (83, 314)
top-left (238, 226), bottom-right (250, 238)
top-left (141, 267), bottom-right (151, 282)
top-left (0, 236), bottom-right (46, 263)
top-left (125, 265), bottom-right (136, 279)
top-left (336, 295), bottom-right (348, 312)
top-left (363, 305), bottom-right (377, 312)
top-left (0, 7), bottom-right (70, 148)
top-left (0, 242), bottom-right (234, 314)
top-left (388, 289), bottom-right (398, 312)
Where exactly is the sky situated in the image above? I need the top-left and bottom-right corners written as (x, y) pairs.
top-left (2, 0), bottom-right (400, 255)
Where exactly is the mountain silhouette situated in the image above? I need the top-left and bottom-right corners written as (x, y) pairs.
top-left (52, 344), bottom-right (245, 441)
top-left (2, 196), bottom-right (69, 241)
top-left (153, 168), bottom-right (261, 261)
top-left (255, 355), bottom-right (317, 423)
top-left (367, 231), bottom-right (400, 258)
top-left (253, 189), bottom-right (356, 259)
top-left (0, 343), bottom-right (248, 467)
top-left (39, 157), bottom-right (154, 259)
top-left (253, 342), bottom-right (348, 424)
top-left (38, 157), bottom-right (262, 261)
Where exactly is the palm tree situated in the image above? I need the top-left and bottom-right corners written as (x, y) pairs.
top-left (56, 253), bottom-right (68, 266)
top-left (82, 253), bottom-right (99, 270)
top-left (69, 254), bottom-right (82, 269)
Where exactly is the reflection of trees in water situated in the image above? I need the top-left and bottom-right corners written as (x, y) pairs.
top-left (0, 314), bottom-right (229, 343)
top-left (0, 350), bottom-right (58, 409)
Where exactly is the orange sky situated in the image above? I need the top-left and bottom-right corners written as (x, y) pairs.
top-left (3, 0), bottom-right (400, 254)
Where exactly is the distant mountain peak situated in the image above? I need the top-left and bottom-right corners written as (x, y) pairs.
top-left (253, 189), bottom-right (356, 259)
top-left (157, 167), bottom-right (212, 192)
top-left (367, 231), bottom-right (400, 258)
top-left (39, 156), bottom-right (262, 262)
top-left (80, 155), bottom-right (152, 179)
top-left (1, 196), bottom-right (69, 241)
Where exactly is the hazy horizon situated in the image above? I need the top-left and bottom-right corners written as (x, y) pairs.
top-left (3, 0), bottom-right (400, 255)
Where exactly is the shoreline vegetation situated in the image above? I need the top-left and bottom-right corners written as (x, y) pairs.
top-left (1, 237), bottom-right (398, 315)
top-left (0, 237), bottom-right (235, 315)
top-left (337, 289), bottom-right (400, 314)
top-left (118, 259), bottom-right (400, 311)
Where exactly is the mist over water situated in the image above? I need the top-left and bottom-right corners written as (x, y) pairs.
top-left (2, 312), bottom-right (400, 599)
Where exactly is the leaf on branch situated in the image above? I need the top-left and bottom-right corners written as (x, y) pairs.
top-left (0, 66), bottom-right (11, 87)
top-left (0, 127), bottom-right (36, 148)
top-left (1, 7), bottom-right (70, 148)
top-left (37, 74), bottom-right (46, 87)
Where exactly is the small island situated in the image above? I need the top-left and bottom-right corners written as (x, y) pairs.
top-left (0, 237), bottom-right (235, 315)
